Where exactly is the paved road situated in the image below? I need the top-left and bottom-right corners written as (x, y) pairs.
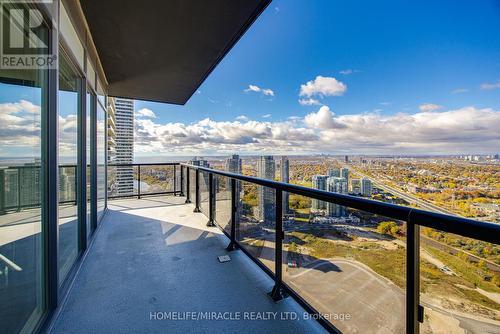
top-left (285, 258), bottom-right (405, 334)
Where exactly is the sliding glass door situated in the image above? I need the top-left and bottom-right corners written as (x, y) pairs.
top-left (0, 3), bottom-right (48, 330)
top-left (57, 50), bottom-right (82, 284)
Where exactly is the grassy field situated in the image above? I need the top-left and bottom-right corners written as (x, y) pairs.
top-left (287, 229), bottom-right (500, 316)
top-left (287, 230), bottom-right (406, 288)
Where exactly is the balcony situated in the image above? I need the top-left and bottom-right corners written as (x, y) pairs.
top-left (39, 163), bottom-right (500, 332)
top-left (49, 195), bottom-right (325, 333)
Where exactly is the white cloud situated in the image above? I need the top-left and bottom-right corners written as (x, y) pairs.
top-left (135, 108), bottom-right (156, 118)
top-left (299, 76), bottom-right (347, 98)
top-left (480, 81), bottom-right (500, 90)
top-left (244, 84), bottom-right (275, 97)
top-left (304, 105), bottom-right (345, 129)
top-left (5, 100), bottom-right (495, 156)
top-left (339, 69), bottom-right (353, 75)
top-left (451, 88), bottom-right (468, 94)
top-left (419, 103), bottom-right (443, 112)
top-left (134, 105), bottom-right (500, 155)
top-left (236, 115), bottom-right (249, 121)
top-left (298, 98), bottom-right (321, 106)
top-left (379, 101), bottom-right (392, 106)
top-left (262, 114), bottom-right (272, 118)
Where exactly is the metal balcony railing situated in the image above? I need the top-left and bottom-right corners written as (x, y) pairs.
top-left (178, 163), bottom-right (500, 334)
top-left (5, 162), bottom-right (496, 333)
top-left (107, 163), bottom-right (182, 199)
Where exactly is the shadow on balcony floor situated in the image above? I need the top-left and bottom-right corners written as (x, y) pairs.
top-left (50, 196), bottom-right (326, 333)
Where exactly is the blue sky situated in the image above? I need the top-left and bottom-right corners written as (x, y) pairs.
top-left (136, 0), bottom-right (500, 122)
top-left (2, 0), bottom-right (500, 157)
top-left (131, 0), bottom-right (500, 156)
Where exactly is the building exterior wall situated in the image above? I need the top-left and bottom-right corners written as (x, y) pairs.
top-left (257, 156), bottom-right (275, 223)
top-left (114, 98), bottom-right (134, 196)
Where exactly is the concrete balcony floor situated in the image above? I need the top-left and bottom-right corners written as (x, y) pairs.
top-left (50, 196), bottom-right (326, 333)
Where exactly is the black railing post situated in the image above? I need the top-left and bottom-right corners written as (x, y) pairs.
top-left (137, 165), bottom-right (141, 199)
top-left (207, 173), bottom-right (216, 226)
top-left (0, 169), bottom-right (5, 215)
top-left (173, 164), bottom-right (177, 196)
top-left (180, 165), bottom-right (184, 197)
top-left (270, 189), bottom-right (287, 301)
top-left (17, 168), bottom-right (21, 211)
top-left (406, 213), bottom-right (421, 334)
top-left (185, 167), bottom-right (191, 204)
top-left (193, 169), bottom-right (201, 212)
top-left (226, 178), bottom-right (238, 251)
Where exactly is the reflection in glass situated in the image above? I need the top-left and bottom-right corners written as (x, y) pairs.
top-left (96, 103), bottom-right (106, 222)
top-left (0, 16), bottom-right (47, 332)
top-left (58, 50), bottom-right (81, 284)
top-left (86, 93), bottom-right (93, 238)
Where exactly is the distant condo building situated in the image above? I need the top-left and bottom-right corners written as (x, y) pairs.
top-left (224, 155), bottom-right (241, 174)
top-left (115, 98), bottom-right (134, 196)
top-left (327, 168), bottom-right (340, 177)
top-left (225, 155), bottom-right (242, 217)
top-left (189, 157), bottom-right (210, 168)
top-left (311, 175), bottom-right (328, 211)
top-left (327, 177), bottom-right (348, 217)
top-left (340, 167), bottom-right (349, 184)
top-left (59, 167), bottom-right (76, 203)
top-left (1, 162), bottom-right (42, 211)
top-left (257, 156), bottom-right (275, 223)
top-left (361, 178), bottom-right (373, 197)
top-left (280, 156), bottom-right (290, 215)
top-left (350, 178), bottom-right (361, 195)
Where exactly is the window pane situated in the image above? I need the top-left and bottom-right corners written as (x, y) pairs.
top-left (86, 93), bottom-right (93, 238)
top-left (0, 34), bottom-right (46, 334)
top-left (96, 103), bottom-right (105, 222)
top-left (58, 51), bottom-right (81, 284)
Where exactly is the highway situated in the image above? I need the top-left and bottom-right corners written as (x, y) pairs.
top-left (344, 164), bottom-right (457, 216)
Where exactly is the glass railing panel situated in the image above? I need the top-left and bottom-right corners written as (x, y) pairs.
top-left (283, 193), bottom-right (406, 333)
top-left (106, 165), bottom-right (136, 198)
top-left (236, 181), bottom-right (276, 273)
top-left (419, 228), bottom-right (500, 333)
top-left (138, 165), bottom-right (175, 195)
top-left (181, 166), bottom-right (187, 195)
top-left (189, 169), bottom-right (196, 203)
top-left (200, 171), bottom-right (209, 216)
top-left (214, 175), bottom-right (233, 235)
top-left (107, 164), bottom-right (117, 198)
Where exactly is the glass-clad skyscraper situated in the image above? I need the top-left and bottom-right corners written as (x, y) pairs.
top-left (257, 156), bottom-right (275, 223)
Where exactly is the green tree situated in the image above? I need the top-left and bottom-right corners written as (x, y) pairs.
top-left (377, 221), bottom-right (400, 236)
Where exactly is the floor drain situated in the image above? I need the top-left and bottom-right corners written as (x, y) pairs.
top-left (218, 255), bottom-right (231, 263)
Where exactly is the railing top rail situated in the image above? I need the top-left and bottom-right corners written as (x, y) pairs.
top-left (181, 163), bottom-right (500, 244)
top-left (108, 162), bottom-right (179, 166)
